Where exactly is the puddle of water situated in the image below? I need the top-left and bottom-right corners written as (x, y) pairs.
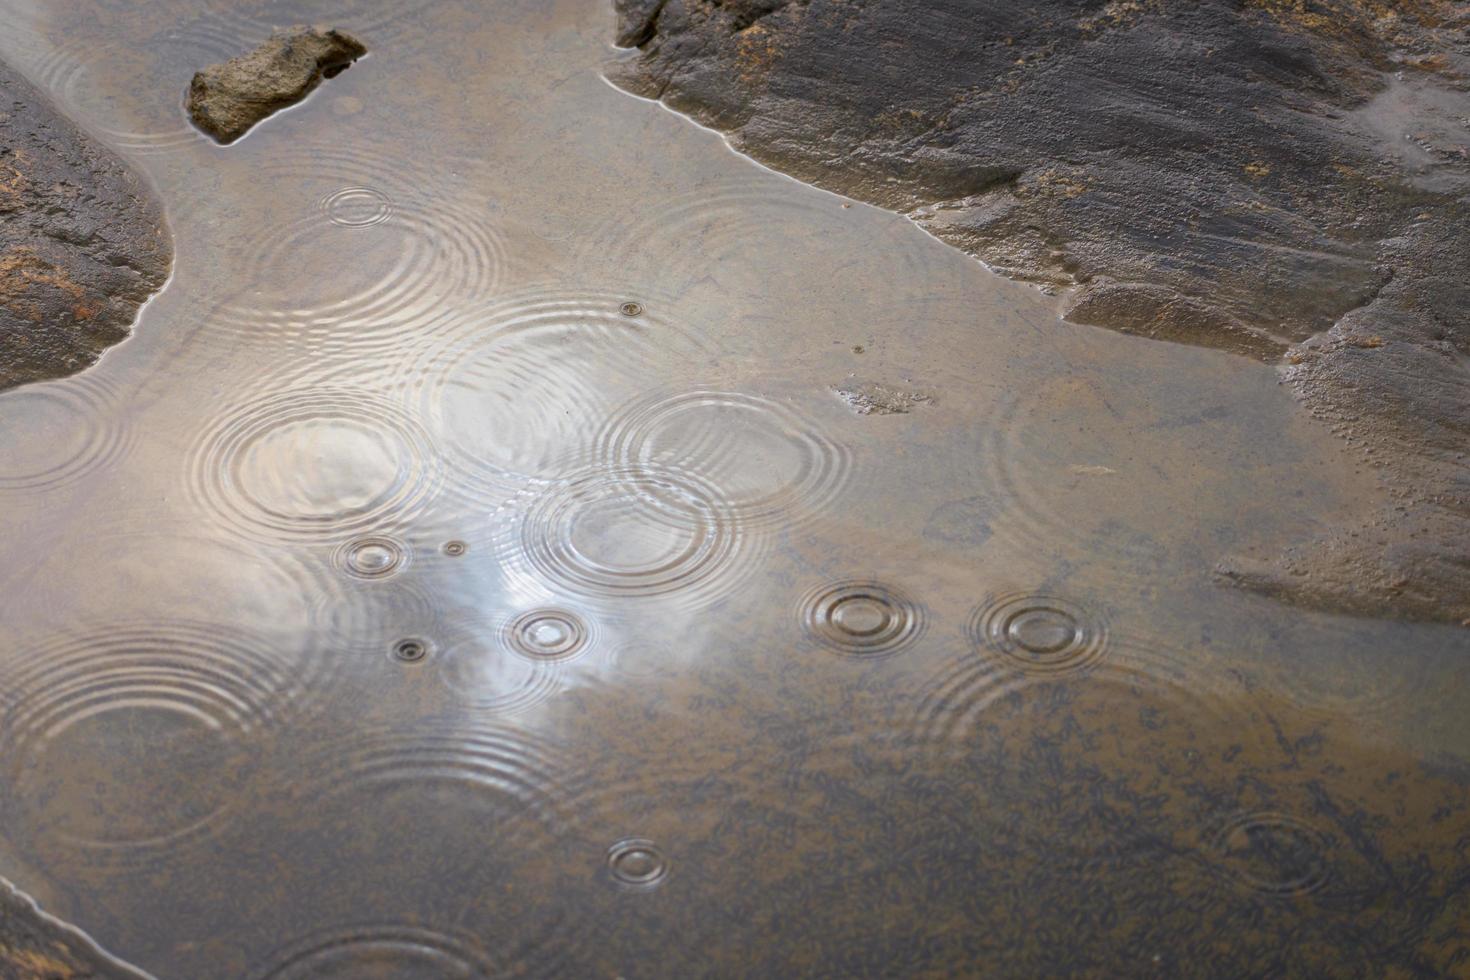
top-left (0, 0), bottom-right (1467, 976)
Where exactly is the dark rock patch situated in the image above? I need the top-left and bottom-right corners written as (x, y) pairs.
top-left (187, 27), bottom-right (366, 144)
top-left (608, 0), bottom-right (1470, 624)
top-left (0, 877), bottom-right (153, 978)
top-left (0, 61), bottom-right (171, 392)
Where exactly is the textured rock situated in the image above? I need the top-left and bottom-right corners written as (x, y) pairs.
top-left (0, 61), bottom-right (171, 392)
top-left (609, 0), bottom-right (1470, 623)
top-left (0, 878), bottom-right (152, 979)
top-left (187, 27), bottom-right (366, 144)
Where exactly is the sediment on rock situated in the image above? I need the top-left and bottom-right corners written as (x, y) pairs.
top-left (608, 0), bottom-right (1470, 624)
top-left (186, 27), bottom-right (366, 144)
top-left (0, 61), bottom-right (172, 392)
top-left (0, 877), bottom-right (153, 979)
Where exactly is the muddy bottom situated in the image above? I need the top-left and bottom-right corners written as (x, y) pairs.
top-left (0, 1), bottom-right (1466, 977)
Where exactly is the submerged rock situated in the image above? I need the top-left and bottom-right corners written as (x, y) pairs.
top-left (187, 27), bottom-right (366, 144)
top-left (0, 61), bottom-right (171, 392)
top-left (0, 877), bottom-right (153, 978)
top-left (832, 379), bottom-right (934, 416)
top-left (609, 0), bottom-right (1470, 624)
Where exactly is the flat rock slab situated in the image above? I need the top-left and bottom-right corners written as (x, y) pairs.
top-left (1, 61), bottom-right (171, 392)
top-left (187, 27), bottom-right (366, 144)
top-left (609, 0), bottom-right (1470, 624)
top-left (1, 878), bottom-right (152, 979)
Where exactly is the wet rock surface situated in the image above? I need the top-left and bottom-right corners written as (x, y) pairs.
top-left (0, 61), bottom-right (171, 392)
top-left (609, 0), bottom-right (1470, 623)
top-left (1, 878), bottom-right (151, 979)
top-left (186, 27), bottom-right (366, 144)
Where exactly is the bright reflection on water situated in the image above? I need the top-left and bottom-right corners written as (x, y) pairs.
top-left (0, 0), bottom-right (1467, 976)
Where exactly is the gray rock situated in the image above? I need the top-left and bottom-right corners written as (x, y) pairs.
top-left (0, 876), bottom-right (154, 978)
top-left (1, 61), bottom-right (171, 392)
top-left (187, 27), bottom-right (366, 144)
top-left (609, 0), bottom-right (1470, 624)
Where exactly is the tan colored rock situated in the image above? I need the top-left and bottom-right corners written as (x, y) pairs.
top-left (187, 27), bottom-right (366, 144)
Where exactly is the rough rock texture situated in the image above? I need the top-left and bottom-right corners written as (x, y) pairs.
top-left (609, 0), bottom-right (1470, 624)
top-left (187, 27), bottom-right (366, 143)
top-left (1, 878), bottom-right (152, 978)
top-left (1, 61), bottom-right (171, 392)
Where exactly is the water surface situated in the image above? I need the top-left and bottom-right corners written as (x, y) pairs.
top-left (0, 0), bottom-right (1467, 975)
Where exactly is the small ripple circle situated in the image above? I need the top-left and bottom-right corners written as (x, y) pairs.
top-left (607, 838), bottom-right (669, 890)
top-left (969, 593), bottom-right (1108, 675)
top-left (335, 536), bottom-right (408, 579)
top-left (392, 638), bottom-right (430, 663)
top-left (320, 186), bottom-right (394, 227)
top-left (505, 609), bottom-right (589, 662)
top-left (800, 581), bottom-right (924, 658)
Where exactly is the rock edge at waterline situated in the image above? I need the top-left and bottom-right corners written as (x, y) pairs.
top-left (187, 27), bottom-right (366, 144)
top-left (1, 60), bottom-right (171, 391)
top-left (608, 0), bottom-right (1470, 625)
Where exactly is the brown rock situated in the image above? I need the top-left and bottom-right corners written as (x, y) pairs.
top-left (0, 60), bottom-right (171, 392)
top-left (186, 27), bottom-right (366, 144)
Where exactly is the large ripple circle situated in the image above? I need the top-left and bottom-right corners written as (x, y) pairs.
top-left (799, 580), bottom-right (925, 658)
top-left (506, 464), bottom-right (748, 608)
top-left (411, 290), bottom-right (714, 502)
top-left (0, 376), bottom-right (133, 493)
top-left (598, 389), bottom-right (852, 530)
top-left (257, 925), bottom-right (497, 979)
top-left (0, 621), bottom-right (324, 867)
top-left (189, 387), bottom-right (442, 543)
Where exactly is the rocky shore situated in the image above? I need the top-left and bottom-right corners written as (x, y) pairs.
top-left (609, 0), bottom-right (1470, 624)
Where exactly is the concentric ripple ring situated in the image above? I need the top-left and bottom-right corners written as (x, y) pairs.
top-left (507, 464), bottom-right (747, 607)
top-left (257, 925), bottom-right (496, 979)
top-left (800, 580), bottom-right (925, 658)
top-left (0, 621), bottom-right (322, 864)
top-left (189, 387), bottom-right (442, 544)
top-left (598, 389), bottom-right (852, 530)
top-left (0, 376), bottom-right (133, 493)
top-left (968, 592), bottom-right (1109, 675)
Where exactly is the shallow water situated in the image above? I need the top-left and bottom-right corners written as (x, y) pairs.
top-left (0, 0), bottom-right (1468, 976)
